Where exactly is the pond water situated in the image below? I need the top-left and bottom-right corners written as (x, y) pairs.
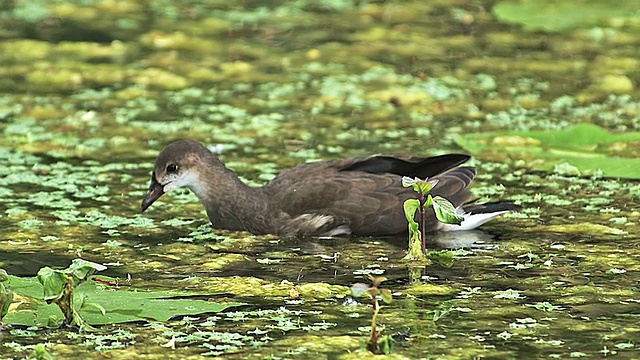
top-left (1, 0), bottom-right (640, 358)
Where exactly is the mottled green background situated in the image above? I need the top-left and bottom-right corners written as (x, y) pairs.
top-left (1, 0), bottom-right (640, 359)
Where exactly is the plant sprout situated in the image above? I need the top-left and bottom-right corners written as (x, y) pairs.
top-left (402, 177), bottom-right (463, 259)
top-left (351, 275), bottom-right (395, 355)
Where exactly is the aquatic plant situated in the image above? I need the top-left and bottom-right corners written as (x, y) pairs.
top-left (351, 275), bottom-right (395, 355)
top-left (2, 260), bottom-right (244, 331)
top-left (402, 177), bottom-right (463, 259)
top-left (37, 258), bottom-right (107, 331)
top-left (0, 269), bottom-right (13, 326)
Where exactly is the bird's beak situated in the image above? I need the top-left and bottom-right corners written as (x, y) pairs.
top-left (141, 172), bottom-right (164, 212)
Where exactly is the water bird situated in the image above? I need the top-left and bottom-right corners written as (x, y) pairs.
top-left (141, 140), bottom-right (520, 237)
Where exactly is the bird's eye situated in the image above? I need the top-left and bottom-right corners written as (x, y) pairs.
top-left (166, 163), bottom-right (178, 173)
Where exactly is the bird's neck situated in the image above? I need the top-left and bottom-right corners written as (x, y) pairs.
top-left (191, 160), bottom-right (272, 234)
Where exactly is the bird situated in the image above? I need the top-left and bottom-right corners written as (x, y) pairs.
top-left (141, 140), bottom-right (520, 238)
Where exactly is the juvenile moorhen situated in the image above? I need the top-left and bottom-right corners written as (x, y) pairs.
top-left (141, 140), bottom-right (520, 237)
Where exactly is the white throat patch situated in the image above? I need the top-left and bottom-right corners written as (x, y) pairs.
top-left (163, 171), bottom-right (204, 198)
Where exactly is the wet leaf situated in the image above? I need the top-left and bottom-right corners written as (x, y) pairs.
top-left (403, 199), bottom-right (420, 224)
top-left (494, 0), bottom-right (640, 32)
top-left (3, 275), bottom-right (245, 326)
top-left (36, 267), bottom-right (68, 302)
top-left (67, 259), bottom-right (107, 280)
top-left (431, 196), bottom-right (464, 225)
top-left (456, 123), bottom-right (640, 179)
top-left (1, 282), bottom-right (13, 319)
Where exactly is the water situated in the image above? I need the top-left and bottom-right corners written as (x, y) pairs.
top-left (1, 0), bottom-right (640, 358)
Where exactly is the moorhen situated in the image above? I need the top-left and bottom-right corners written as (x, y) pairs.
top-left (141, 140), bottom-right (520, 237)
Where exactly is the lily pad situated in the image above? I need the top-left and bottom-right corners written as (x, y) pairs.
top-left (3, 275), bottom-right (244, 326)
top-left (493, 0), bottom-right (640, 32)
top-left (455, 123), bottom-right (640, 179)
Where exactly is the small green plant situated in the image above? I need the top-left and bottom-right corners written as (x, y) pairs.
top-left (37, 259), bottom-right (107, 331)
top-left (402, 177), bottom-right (464, 260)
top-left (2, 260), bottom-right (245, 329)
top-left (30, 343), bottom-right (54, 360)
top-left (351, 275), bottom-right (395, 355)
top-left (1, 269), bottom-right (14, 327)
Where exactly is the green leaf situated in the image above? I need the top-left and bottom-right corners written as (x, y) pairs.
top-left (431, 196), bottom-right (464, 225)
top-left (1, 283), bottom-right (13, 318)
top-left (402, 177), bottom-right (438, 195)
top-left (370, 276), bottom-right (387, 288)
top-left (37, 267), bottom-right (69, 302)
top-left (32, 344), bottom-right (54, 360)
top-left (403, 199), bottom-right (420, 224)
top-left (3, 275), bottom-right (245, 326)
top-left (493, 0), bottom-right (640, 33)
top-left (455, 123), bottom-right (640, 179)
top-left (379, 288), bottom-right (393, 304)
top-left (428, 249), bottom-right (456, 267)
top-left (83, 301), bottom-right (106, 317)
top-left (67, 259), bottom-right (107, 281)
top-left (401, 176), bottom-right (418, 188)
top-left (377, 335), bottom-right (396, 355)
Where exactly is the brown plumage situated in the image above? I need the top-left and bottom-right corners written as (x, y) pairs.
top-left (141, 140), bottom-right (520, 237)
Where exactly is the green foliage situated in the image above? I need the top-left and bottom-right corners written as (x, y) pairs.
top-left (30, 344), bottom-right (54, 360)
top-left (2, 260), bottom-right (245, 330)
top-left (1, 269), bottom-right (14, 322)
top-left (493, 0), bottom-right (640, 32)
top-left (431, 196), bottom-right (464, 225)
top-left (403, 198), bottom-right (429, 262)
top-left (3, 0), bottom-right (52, 23)
top-left (351, 275), bottom-right (395, 355)
top-left (376, 335), bottom-right (396, 355)
top-left (402, 177), bottom-right (439, 196)
top-left (402, 177), bottom-right (463, 258)
top-left (33, 259), bottom-right (115, 330)
top-left (403, 198), bottom-right (420, 224)
top-left (456, 123), bottom-right (640, 179)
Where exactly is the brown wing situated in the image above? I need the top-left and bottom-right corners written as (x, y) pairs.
top-left (263, 155), bottom-right (475, 236)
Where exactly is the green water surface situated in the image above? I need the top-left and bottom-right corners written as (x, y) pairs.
top-left (1, 0), bottom-right (640, 359)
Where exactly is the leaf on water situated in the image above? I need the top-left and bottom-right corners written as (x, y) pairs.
top-left (1, 283), bottom-right (13, 318)
top-left (36, 267), bottom-right (68, 302)
top-left (83, 301), bottom-right (106, 316)
top-left (431, 196), bottom-right (464, 225)
top-left (3, 275), bottom-right (245, 326)
top-left (67, 259), bottom-right (107, 280)
top-left (455, 123), bottom-right (640, 179)
top-left (493, 0), bottom-right (640, 32)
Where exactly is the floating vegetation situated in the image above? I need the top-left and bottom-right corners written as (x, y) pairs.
top-left (1, 0), bottom-right (640, 358)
